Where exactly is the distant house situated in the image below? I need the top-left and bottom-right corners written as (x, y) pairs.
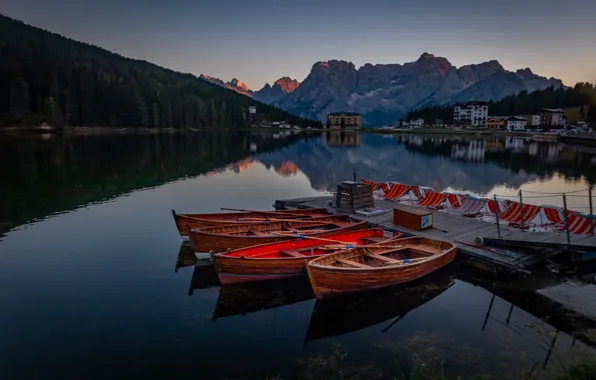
top-left (506, 116), bottom-right (527, 131)
top-left (396, 118), bottom-right (406, 128)
top-left (327, 112), bottom-right (362, 129)
top-left (532, 109), bottom-right (565, 126)
top-left (408, 118), bottom-right (425, 129)
top-left (453, 102), bottom-right (489, 127)
top-left (486, 117), bottom-right (506, 130)
top-left (248, 106), bottom-right (257, 114)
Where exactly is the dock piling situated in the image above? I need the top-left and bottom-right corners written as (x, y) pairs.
top-left (519, 190), bottom-right (525, 232)
top-left (563, 194), bottom-right (571, 244)
top-left (494, 195), bottom-right (501, 239)
top-left (589, 185), bottom-right (594, 236)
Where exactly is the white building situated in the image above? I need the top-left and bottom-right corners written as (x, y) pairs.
top-left (506, 116), bottom-right (527, 131)
top-left (453, 102), bottom-right (489, 127)
top-left (531, 109), bottom-right (565, 126)
top-left (248, 106), bottom-right (257, 114)
top-left (408, 118), bottom-right (424, 128)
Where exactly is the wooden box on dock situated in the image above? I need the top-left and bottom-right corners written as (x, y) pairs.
top-left (336, 181), bottom-right (374, 211)
top-left (393, 204), bottom-right (434, 231)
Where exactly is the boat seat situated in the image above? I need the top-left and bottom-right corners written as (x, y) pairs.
top-left (360, 236), bottom-right (388, 244)
top-left (279, 250), bottom-right (305, 258)
top-left (249, 229), bottom-right (270, 236)
top-left (336, 258), bottom-right (370, 268)
top-left (367, 254), bottom-right (400, 264)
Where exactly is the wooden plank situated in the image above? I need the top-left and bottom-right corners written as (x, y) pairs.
top-left (336, 258), bottom-right (370, 268)
top-left (279, 250), bottom-right (306, 258)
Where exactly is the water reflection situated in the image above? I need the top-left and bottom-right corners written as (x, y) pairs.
top-left (305, 268), bottom-right (455, 344)
top-left (174, 244), bottom-right (197, 271)
top-left (211, 277), bottom-right (314, 322)
top-left (2, 131), bottom-right (596, 235)
top-left (188, 261), bottom-right (220, 295)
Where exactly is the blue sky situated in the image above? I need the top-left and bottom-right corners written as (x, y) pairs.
top-left (2, 0), bottom-right (595, 89)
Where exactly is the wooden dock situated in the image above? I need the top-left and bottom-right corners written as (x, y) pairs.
top-left (274, 196), bottom-right (596, 273)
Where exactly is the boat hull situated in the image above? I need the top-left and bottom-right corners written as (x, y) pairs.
top-left (189, 219), bottom-right (366, 253)
top-left (306, 238), bottom-right (457, 299)
top-left (189, 215), bottom-right (366, 252)
top-left (172, 209), bottom-right (329, 236)
top-left (212, 228), bottom-right (390, 284)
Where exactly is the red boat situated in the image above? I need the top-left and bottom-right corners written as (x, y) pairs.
top-left (212, 228), bottom-right (396, 285)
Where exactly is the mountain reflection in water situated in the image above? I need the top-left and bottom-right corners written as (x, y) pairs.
top-left (2, 131), bottom-right (594, 235)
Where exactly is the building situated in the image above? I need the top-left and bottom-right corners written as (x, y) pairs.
top-left (327, 112), bottom-right (362, 129)
top-left (486, 117), bottom-right (506, 130)
top-left (453, 102), bottom-right (489, 127)
top-left (248, 106), bottom-right (257, 114)
top-left (408, 118), bottom-right (424, 128)
top-left (532, 109), bottom-right (565, 126)
top-left (506, 116), bottom-right (527, 131)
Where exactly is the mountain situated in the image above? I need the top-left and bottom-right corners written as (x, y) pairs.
top-left (200, 74), bottom-right (301, 106)
top-left (0, 15), bottom-right (319, 129)
top-left (253, 77), bottom-right (300, 105)
top-left (199, 75), bottom-right (254, 97)
top-left (277, 53), bottom-right (564, 126)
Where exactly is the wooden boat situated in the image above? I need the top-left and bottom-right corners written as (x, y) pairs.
top-left (306, 236), bottom-right (457, 299)
top-left (212, 228), bottom-right (394, 285)
top-left (305, 269), bottom-right (455, 344)
top-left (172, 208), bottom-right (330, 236)
top-left (188, 215), bottom-right (367, 253)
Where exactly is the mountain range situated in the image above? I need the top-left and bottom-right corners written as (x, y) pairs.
top-left (201, 53), bottom-right (564, 126)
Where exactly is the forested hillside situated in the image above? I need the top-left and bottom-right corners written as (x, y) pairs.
top-left (0, 15), bottom-right (319, 129)
top-left (408, 84), bottom-right (596, 123)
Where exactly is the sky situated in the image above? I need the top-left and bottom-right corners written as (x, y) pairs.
top-left (2, 0), bottom-right (596, 90)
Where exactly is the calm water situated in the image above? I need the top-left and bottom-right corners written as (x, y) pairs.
top-left (1, 131), bottom-right (595, 380)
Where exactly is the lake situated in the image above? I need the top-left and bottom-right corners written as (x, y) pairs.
top-left (1, 131), bottom-right (595, 380)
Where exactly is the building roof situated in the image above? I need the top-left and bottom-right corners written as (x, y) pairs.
top-left (328, 112), bottom-right (362, 116)
top-left (507, 116), bottom-right (527, 121)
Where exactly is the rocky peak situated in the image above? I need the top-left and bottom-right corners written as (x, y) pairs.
top-left (228, 78), bottom-right (250, 92)
top-left (417, 52), bottom-right (436, 61)
top-left (273, 77), bottom-right (300, 93)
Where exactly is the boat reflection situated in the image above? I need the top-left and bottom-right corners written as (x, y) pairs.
top-left (175, 243), bottom-right (198, 271)
top-left (188, 261), bottom-right (220, 296)
top-left (304, 269), bottom-right (455, 344)
top-left (212, 277), bottom-right (314, 322)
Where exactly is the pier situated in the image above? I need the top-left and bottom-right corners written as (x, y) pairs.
top-left (275, 196), bottom-right (596, 273)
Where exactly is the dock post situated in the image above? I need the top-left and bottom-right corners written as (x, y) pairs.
top-left (563, 193), bottom-right (571, 244)
top-left (482, 294), bottom-right (495, 332)
top-left (494, 195), bottom-right (501, 239)
top-left (519, 189), bottom-right (525, 232)
top-left (353, 168), bottom-right (356, 182)
top-left (589, 185), bottom-right (594, 236)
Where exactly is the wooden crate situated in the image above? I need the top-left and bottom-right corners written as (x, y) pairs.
top-left (336, 181), bottom-right (374, 210)
top-left (393, 204), bottom-right (434, 231)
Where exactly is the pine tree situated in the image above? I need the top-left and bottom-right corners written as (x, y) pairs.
top-left (44, 96), bottom-right (64, 126)
top-left (9, 77), bottom-right (30, 122)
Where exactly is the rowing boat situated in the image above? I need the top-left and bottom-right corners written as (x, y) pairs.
top-left (212, 228), bottom-right (393, 285)
top-left (188, 216), bottom-right (366, 253)
top-left (306, 237), bottom-right (457, 299)
top-left (172, 208), bottom-right (330, 236)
